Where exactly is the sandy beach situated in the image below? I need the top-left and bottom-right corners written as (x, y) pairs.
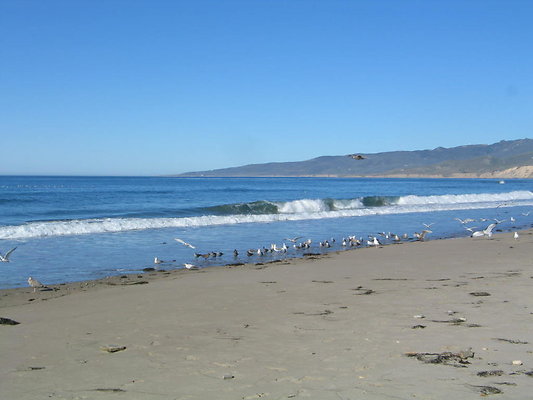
top-left (1, 230), bottom-right (532, 399)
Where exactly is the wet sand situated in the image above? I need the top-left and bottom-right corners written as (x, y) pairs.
top-left (1, 230), bottom-right (532, 399)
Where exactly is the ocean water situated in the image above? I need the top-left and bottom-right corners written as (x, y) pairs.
top-left (0, 176), bottom-right (532, 289)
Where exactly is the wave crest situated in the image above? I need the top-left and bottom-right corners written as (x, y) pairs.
top-left (1, 190), bottom-right (531, 239)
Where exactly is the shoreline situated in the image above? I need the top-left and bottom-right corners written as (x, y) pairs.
top-left (171, 174), bottom-right (533, 179)
top-left (2, 230), bottom-right (533, 399)
top-left (0, 228), bottom-right (518, 305)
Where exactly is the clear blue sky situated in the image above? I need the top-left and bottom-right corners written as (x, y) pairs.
top-left (1, 0), bottom-right (532, 175)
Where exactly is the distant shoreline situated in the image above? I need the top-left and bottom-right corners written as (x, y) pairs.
top-left (172, 174), bottom-right (532, 179)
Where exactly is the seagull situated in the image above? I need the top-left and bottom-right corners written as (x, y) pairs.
top-left (183, 263), bottom-right (198, 270)
top-left (514, 232), bottom-right (519, 240)
top-left (367, 236), bottom-right (381, 247)
top-left (174, 238), bottom-right (196, 249)
top-left (455, 218), bottom-right (475, 224)
top-left (28, 277), bottom-right (46, 292)
top-left (347, 154), bottom-right (366, 160)
top-left (194, 252), bottom-right (210, 259)
top-left (521, 211), bottom-right (530, 216)
top-left (471, 223), bottom-right (497, 238)
top-left (493, 218), bottom-right (505, 224)
top-left (510, 217), bottom-right (516, 222)
top-left (0, 247), bottom-right (17, 262)
top-left (154, 257), bottom-right (164, 264)
top-left (284, 236), bottom-right (302, 243)
top-left (422, 223), bottom-right (434, 229)
top-left (414, 230), bottom-right (432, 241)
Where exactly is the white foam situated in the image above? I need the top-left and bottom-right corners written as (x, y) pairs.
top-left (276, 199), bottom-right (330, 213)
top-left (2, 191), bottom-right (532, 239)
top-left (397, 191), bottom-right (533, 205)
top-left (332, 198), bottom-right (365, 210)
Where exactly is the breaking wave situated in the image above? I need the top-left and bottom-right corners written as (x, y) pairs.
top-left (1, 191), bottom-right (532, 239)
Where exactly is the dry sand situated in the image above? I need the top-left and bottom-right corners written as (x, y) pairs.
top-left (1, 231), bottom-right (533, 399)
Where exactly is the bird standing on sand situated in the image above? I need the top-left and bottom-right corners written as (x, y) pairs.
top-left (514, 232), bottom-right (519, 240)
top-left (28, 277), bottom-right (46, 292)
top-left (183, 263), bottom-right (198, 270)
top-left (0, 247), bottom-right (17, 262)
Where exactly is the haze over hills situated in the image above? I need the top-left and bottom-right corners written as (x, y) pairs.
top-left (176, 139), bottom-right (533, 178)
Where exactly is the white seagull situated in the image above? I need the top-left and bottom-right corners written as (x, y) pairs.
top-left (414, 230), bottom-right (432, 241)
top-left (0, 247), bottom-right (17, 262)
top-left (174, 238), bottom-right (196, 249)
top-left (422, 223), bottom-right (434, 229)
top-left (183, 263), bottom-right (198, 270)
top-left (455, 218), bottom-right (475, 224)
top-left (28, 276), bottom-right (46, 292)
top-left (514, 232), bottom-right (519, 240)
top-left (471, 223), bottom-right (497, 238)
top-left (284, 236), bottom-right (302, 243)
top-left (367, 236), bottom-right (381, 247)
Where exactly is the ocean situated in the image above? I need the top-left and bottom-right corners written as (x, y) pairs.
top-left (1, 176), bottom-right (532, 289)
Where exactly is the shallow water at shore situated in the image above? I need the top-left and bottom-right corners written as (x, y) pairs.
top-left (1, 176), bottom-right (532, 288)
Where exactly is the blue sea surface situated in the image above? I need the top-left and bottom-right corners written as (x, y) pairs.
top-left (0, 176), bottom-right (532, 288)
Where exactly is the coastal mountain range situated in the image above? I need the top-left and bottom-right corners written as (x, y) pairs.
top-left (176, 138), bottom-right (533, 178)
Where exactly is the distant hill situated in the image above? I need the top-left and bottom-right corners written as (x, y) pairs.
top-left (175, 139), bottom-right (533, 178)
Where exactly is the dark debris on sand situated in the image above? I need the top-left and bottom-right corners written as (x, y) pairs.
top-left (0, 317), bottom-right (20, 325)
top-left (470, 291), bottom-right (491, 296)
top-left (405, 349), bottom-right (474, 368)
top-left (494, 338), bottom-right (529, 344)
top-left (469, 385), bottom-right (503, 395)
top-left (477, 370), bottom-right (505, 377)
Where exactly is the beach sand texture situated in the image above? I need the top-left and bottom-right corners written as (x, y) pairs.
top-left (1, 231), bottom-right (532, 399)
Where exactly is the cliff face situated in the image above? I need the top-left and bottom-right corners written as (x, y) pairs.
top-left (176, 139), bottom-right (533, 178)
top-left (381, 165), bottom-right (533, 179)
top-left (476, 166), bottom-right (533, 179)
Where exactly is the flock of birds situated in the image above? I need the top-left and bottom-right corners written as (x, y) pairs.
top-left (161, 214), bottom-right (525, 271)
top-left (0, 212), bottom-right (527, 292)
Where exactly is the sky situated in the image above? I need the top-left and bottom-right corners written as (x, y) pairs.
top-left (1, 0), bottom-right (532, 176)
